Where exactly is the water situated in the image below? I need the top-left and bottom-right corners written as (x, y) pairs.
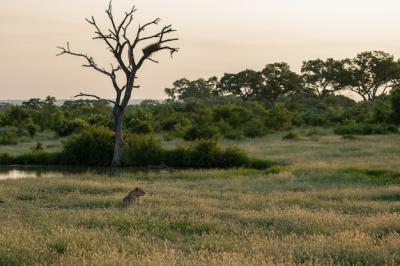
top-left (0, 166), bottom-right (173, 180)
top-left (0, 166), bottom-right (136, 180)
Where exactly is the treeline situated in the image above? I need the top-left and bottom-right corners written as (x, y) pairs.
top-left (166, 50), bottom-right (400, 103)
top-left (0, 50), bottom-right (400, 145)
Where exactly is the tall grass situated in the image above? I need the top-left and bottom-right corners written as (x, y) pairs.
top-left (1, 134), bottom-right (400, 265)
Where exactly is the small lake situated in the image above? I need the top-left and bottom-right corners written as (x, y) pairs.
top-left (0, 166), bottom-right (144, 180)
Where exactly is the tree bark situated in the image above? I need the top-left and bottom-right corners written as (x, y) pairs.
top-left (112, 107), bottom-right (124, 167)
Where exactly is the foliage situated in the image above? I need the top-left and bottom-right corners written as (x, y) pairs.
top-left (164, 140), bottom-right (276, 169)
top-left (283, 131), bottom-right (300, 140)
top-left (0, 127), bottom-right (18, 145)
top-left (334, 123), bottom-right (398, 135)
top-left (391, 87), bottom-right (400, 124)
top-left (56, 118), bottom-right (89, 137)
top-left (243, 119), bottom-right (267, 138)
top-left (121, 134), bottom-right (164, 166)
top-left (217, 70), bottom-right (264, 101)
top-left (301, 58), bottom-right (350, 96)
top-left (165, 77), bottom-right (218, 101)
top-left (260, 62), bottom-right (303, 103)
top-left (344, 51), bottom-right (400, 101)
top-left (183, 125), bottom-right (219, 141)
top-left (265, 103), bottom-right (294, 131)
top-left (62, 126), bottom-right (115, 166)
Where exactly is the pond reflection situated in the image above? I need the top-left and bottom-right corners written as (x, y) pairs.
top-left (0, 166), bottom-right (140, 180)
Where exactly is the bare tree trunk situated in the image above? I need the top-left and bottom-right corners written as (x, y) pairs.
top-left (112, 107), bottom-right (124, 167)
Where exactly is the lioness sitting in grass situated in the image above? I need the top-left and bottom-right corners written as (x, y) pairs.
top-left (122, 187), bottom-right (146, 208)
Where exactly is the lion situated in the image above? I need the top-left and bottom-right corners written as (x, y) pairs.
top-left (122, 187), bottom-right (146, 208)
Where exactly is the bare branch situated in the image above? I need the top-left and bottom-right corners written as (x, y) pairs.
top-left (147, 58), bottom-right (159, 64)
top-left (57, 43), bottom-right (112, 77)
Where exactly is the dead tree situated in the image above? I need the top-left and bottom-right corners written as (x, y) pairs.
top-left (57, 1), bottom-right (178, 166)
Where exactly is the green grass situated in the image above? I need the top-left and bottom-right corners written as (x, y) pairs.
top-left (0, 131), bottom-right (65, 156)
top-left (0, 133), bottom-right (400, 265)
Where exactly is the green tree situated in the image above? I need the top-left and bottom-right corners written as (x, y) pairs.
top-left (217, 70), bottom-right (264, 101)
top-left (301, 58), bottom-right (350, 96)
top-left (165, 77), bottom-right (218, 101)
top-left (345, 51), bottom-right (400, 102)
top-left (391, 87), bottom-right (400, 124)
top-left (260, 62), bottom-right (303, 103)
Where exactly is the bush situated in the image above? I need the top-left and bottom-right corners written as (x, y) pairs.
top-left (31, 142), bottom-right (44, 152)
top-left (334, 123), bottom-right (398, 135)
top-left (62, 126), bottom-right (115, 166)
top-left (0, 127), bottom-right (18, 145)
top-left (283, 131), bottom-right (300, 140)
top-left (129, 121), bottom-right (154, 134)
top-left (56, 118), bottom-right (89, 137)
top-left (183, 125), bottom-right (219, 141)
top-left (370, 98), bottom-right (392, 124)
top-left (342, 134), bottom-right (357, 141)
top-left (392, 88), bottom-right (400, 124)
top-left (243, 119), bottom-right (266, 138)
top-left (164, 140), bottom-right (276, 169)
top-left (24, 121), bottom-right (40, 138)
top-left (224, 130), bottom-right (244, 140)
top-left (160, 114), bottom-right (190, 132)
top-left (121, 134), bottom-right (164, 166)
top-left (265, 103), bottom-right (293, 131)
top-left (0, 153), bottom-right (13, 164)
top-left (11, 152), bottom-right (62, 165)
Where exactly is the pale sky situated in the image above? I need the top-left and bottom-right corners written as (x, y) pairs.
top-left (1, 0), bottom-right (400, 100)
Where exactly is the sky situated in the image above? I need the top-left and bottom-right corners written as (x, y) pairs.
top-left (0, 0), bottom-right (400, 100)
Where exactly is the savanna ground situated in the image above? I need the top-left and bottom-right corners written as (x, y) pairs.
top-left (1, 132), bottom-right (400, 265)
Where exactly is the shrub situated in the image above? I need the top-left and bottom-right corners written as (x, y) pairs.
top-left (283, 131), bottom-right (300, 140)
top-left (11, 152), bottom-right (62, 165)
top-left (243, 119), bottom-right (267, 138)
top-left (334, 123), bottom-right (398, 135)
top-left (1, 130), bottom-right (276, 170)
top-left (224, 130), bottom-right (244, 140)
top-left (121, 134), bottom-right (164, 166)
top-left (0, 127), bottom-right (18, 145)
top-left (161, 114), bottom-right (190, 132)
top-left (305, 128), bottom-right (325, 137)
top-left (391, 88), bottom-right (400, 124)
top-left (370, 98), bottom-right (392, 124)
top-left (31, 142), bottom-right (44, 152)
top-left (189, 140), bottom-right (222, 167)
top-left (56, 118), bottom-right (89, 137)
top-left (265, 103), bottom-right (293, 131)
top-left (129, 121), bottom-right (154, 134)
top-left (61, 126), bottom-right (114, 166)
top-left (164, 141), bottom-right (276, 169)
top-left (342, 134), bottom-right (357, 141)
top-left (183, 125), bottom-right (219, 141)
top-left (24, 120), bottom-right (40, 138)
top-left (0, 153), bottom-right (13, 164)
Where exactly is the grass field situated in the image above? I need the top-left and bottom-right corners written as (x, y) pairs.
top-left (0, 131), bottom-right (64, 156)
top-left (1, 133), bottom-right (400, 265)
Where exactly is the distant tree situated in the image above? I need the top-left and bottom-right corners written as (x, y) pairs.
top-left (22, 98), bottom-right (43, 109)
top-left (165, 77), bottom-right (218, 101)
top-left (260, 63), bottom-right (303, 103)
top-left (217, 70), bottom-right (264, 101)
top-left (57, 1), bottom-right (178, 166)
top-left (391, 86), bottom-right (400, 124)
top-left (345, 51), bottom-right (400, 102)
top-left (301, 58), bottom-right (350, 97)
